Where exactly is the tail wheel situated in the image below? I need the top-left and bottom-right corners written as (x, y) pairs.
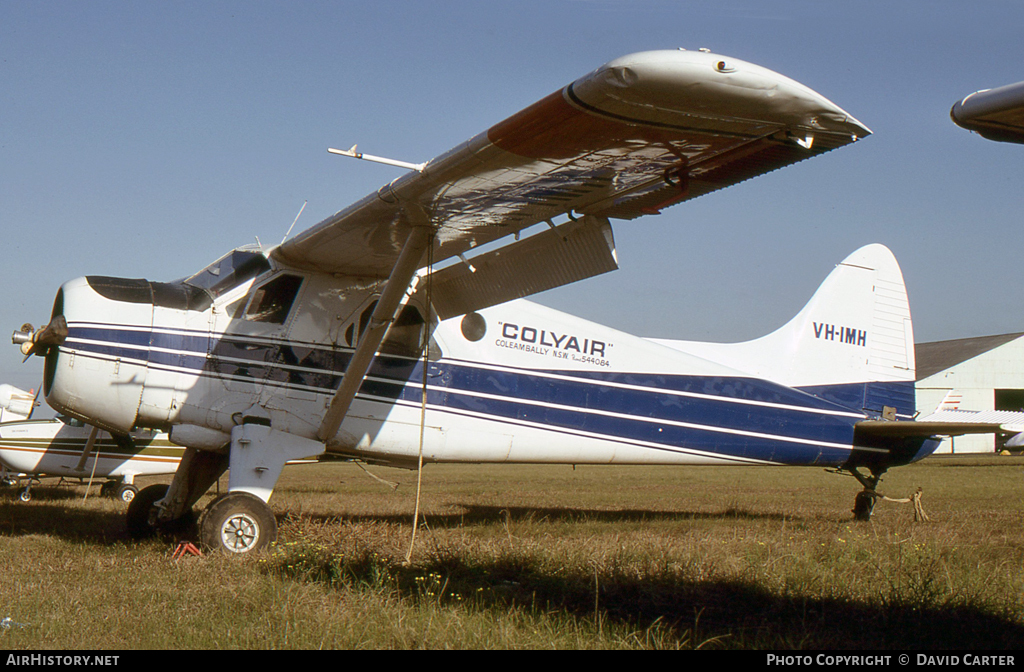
top-left (853, 491), bottom-right (877, 521)
top-left (199, 492), bottom-right (277, 555)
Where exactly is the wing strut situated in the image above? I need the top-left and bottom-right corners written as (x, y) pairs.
top-left (73, 426), bottom-right (101, 473)
top-left (316, 209), bottom-right (434, 443)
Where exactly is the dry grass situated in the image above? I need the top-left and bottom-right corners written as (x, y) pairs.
top-left (2, 455), bottom-right (1024, 649)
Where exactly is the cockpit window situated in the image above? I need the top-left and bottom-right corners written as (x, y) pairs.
top-left (184, 250), bottom-right (271, 298)
top-left (244, 274), bottom-right (304, 324)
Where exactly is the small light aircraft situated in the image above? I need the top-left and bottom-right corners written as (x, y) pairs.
top-left (0, 384), bottom-right (34, 423)
top-left (0, 385), bottom-right (184, 502)
top-left (0, 384), bottom-right (34, 487)
top-left (13, 49), bottom-right (1003, 554)
top-left (915, 391), bottom-right (1024, 450)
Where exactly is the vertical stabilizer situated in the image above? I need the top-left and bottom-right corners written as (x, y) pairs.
top-left (738, 244), bottom-right (914, 387)
top-left (651, 244), bottom-right (915, 414)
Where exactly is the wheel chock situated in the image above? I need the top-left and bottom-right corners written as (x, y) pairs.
top-left (172, 541), bottom-right (203, 560)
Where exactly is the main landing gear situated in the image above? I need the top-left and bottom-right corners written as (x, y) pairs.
top-left (100, 480), bottom-right (138, 502)
top-left (126, 423), bottom-right (324, 555)
top-left (199, 492), bottom-right (277, 554)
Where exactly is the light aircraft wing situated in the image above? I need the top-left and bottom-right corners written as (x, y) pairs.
top-left (272, 50), bottom-right (870, 281)
top-left (951, 80), bottom-right (1024, 144)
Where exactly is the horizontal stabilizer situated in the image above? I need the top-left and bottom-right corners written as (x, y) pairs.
top-left (420, 215), bottom-right (618, 320)
top-left (856, 418), bottom-right (1017, 441)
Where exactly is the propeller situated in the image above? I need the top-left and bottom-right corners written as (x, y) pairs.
top-left (27, 384), bottom-right (42, 420)
top-left (11, 316), bottom-right (67, 359)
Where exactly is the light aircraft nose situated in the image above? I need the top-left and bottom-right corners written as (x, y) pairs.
top-left (28, 277), bottom-right (154, 433)
top-left (571, 49), bottom-right (871, 140)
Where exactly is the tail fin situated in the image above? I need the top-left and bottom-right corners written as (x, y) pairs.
top-left (935, 390), bottom-right (963, 412)
top-left (653, 244), bottom-right (916, 415)
top-left (739, 243), bottom-right (914, 387)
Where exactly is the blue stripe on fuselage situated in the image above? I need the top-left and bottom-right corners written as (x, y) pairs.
top-left (63, 324), bottom-right (865, 465)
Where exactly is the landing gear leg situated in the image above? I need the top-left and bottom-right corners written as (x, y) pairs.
top-left (126, 447), bottom-right (228, 540)
top-left (848, 466), bottom-right (886, 521)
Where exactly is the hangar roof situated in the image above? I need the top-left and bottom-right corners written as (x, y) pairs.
top-left (916, 333), bottom-right (1024, 380)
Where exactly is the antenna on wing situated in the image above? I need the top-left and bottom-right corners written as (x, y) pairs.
top-left (281, 200), bottom-right (307, 245)
top-left (328, 145), bottom-right (427, 173)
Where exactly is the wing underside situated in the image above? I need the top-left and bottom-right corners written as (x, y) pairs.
top-left (272, 50), bottom-right (870, 283)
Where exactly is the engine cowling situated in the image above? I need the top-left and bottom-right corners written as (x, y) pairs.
top-left (41, 276), bottom-right (155, 433)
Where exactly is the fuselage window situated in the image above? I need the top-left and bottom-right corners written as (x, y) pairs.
top-left (381, 304), bottom-right (429, 358)
top-left (245, 274), bottom-right (304, 324)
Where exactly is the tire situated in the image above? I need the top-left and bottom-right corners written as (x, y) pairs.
top-left (126, 483), bottom-right (198, 541)
top-left (18, 487), bottom-right (31, 502)
top-left (852, 491), bottom-right (876, 521)
top-left (126, 484), bottom-right (169, 539)
top-left (199, 492), bottom-right (277, 555)
top-left (118, 484), bottom-right (139, 503)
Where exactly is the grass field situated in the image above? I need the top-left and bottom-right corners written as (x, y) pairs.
top-left (2, 455), bottom-right (1024, 649)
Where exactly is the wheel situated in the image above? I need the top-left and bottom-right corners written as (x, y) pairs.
top-left (126, 484), bottom-right (169, 539)
top-left (199, 492), bottom-right (277, 555)
top-left (117, 484), bottom-right (139, 503)
top-left (126, 483), bottom-right (198, 541)
top-left (18, 487), bottom-right (31, 502)
top-left (852, 491), bottom-right (876, 521)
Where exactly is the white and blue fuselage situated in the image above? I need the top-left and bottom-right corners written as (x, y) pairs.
top-left (38, 243), bottom-right (932, 476)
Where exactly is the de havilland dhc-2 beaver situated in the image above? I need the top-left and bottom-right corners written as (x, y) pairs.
top-left (12, 49), bottom-right (1009, 554)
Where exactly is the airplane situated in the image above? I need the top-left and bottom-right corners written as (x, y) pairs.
top-left (0, 384), bottom-right (34, 487)
top-left (951, 79), bottom-right (1024, 144)
top-left (915, 391), bottom-right (1024, 450)
top-left (0, 384), bottom-right (35, 423)
top-left (0, 386), bottom-right (184, 502)
top-left (13, 48), bottom-right (1004, 555)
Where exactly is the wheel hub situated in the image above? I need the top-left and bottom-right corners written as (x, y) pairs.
top-left (221, 514), bottom-right (260, 553)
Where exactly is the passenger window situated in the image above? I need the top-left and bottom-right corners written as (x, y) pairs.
top-left (245, 275), bottom-right (303, 324)
top-left (381, 304), bottom-right (442, 359)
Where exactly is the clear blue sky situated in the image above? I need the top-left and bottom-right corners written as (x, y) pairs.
top-left (2, 1), bottom-right (1023, 392)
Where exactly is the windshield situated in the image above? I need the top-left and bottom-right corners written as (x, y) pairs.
top-left (184, 249), bottom-right (271, 298)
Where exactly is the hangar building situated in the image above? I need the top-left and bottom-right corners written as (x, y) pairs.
top-left (915, 333), bottom-right (1024, 454)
